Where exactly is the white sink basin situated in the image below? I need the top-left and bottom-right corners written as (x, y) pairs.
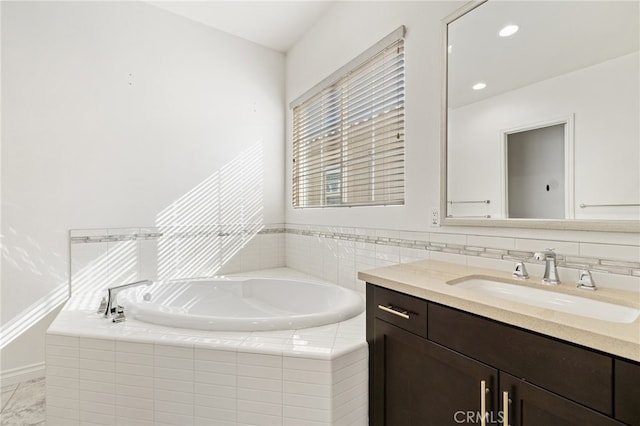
top-left (450, 277), bottom-right (640, 324)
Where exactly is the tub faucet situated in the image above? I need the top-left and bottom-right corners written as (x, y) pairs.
top-left (99, 279), bottom-right (152, 320)
top-left (533, 249), bottom-right (560, 285)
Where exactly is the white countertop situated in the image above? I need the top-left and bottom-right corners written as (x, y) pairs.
top-left (358, 259), bottom-right (640, 362)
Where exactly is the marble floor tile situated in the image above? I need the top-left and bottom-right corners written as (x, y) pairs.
top-left (0, 386), bottom-right (17, 413)
top-left (0, 378), bottom-right (46, 426)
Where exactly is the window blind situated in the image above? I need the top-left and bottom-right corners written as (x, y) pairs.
top-left (292, 27), bottom-right (405, 208)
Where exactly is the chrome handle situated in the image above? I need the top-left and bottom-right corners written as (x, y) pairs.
top-left (377, 304), bottom-right (410, 319)
top-left (480, 380), bottom-right (488, 426)
top-left (503, 391), bottom-right (511, 426)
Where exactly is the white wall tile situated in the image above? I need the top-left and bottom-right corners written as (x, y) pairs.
top-left (238, 388), bottom-right (283, 405)
top-left (195, 394), bottom-right (236, 412)
top-left (580, 243), bottom-right (640, 263)
top-left (467, 235), bottom-right (515, 250)
top-left (115, 405), bottom-right (153, 422)
top-left (116, 373), bottom-right (153, 388)
top-left (430, 232), bottom-right (467, 246)
top-left (237, 410), bottom-right (282, 426)
top-left (194, 371), bottom-right (236, 387)
top-left (283, 381), bottom-right (330, 398)
top-left (194, 382), bottom-right (236, 398)
top-left (237, 375), bottom-right (282, 392)
top-left (153, 410), bottom-right (194, 426)
top-left (153, 399), bottom-right (194, 416)
top-left (283, 369), bottom-right (331, 385)
top-left (237, 363), bottom-right (282, 380)
top-left (515, 239), bottom-right (579, 255)
top-left (466, 256), bottom-right (515, 273)
top-left (283, 405), bottom-right (331, 423)
top-left (237, 352), bottom-right (281, 368)
top-left (47, 334), bottom-right (79, 347)
top-left (116, 384), bottom-right (153, 400)
top-left (47, 344), bottom-right (80, 359)
top-left (80, 337), bottom-right (115, 351)
top-left (283, 356), bottom-right (332, 373)
top-left (283, 393), bottom-right (331, 410)
top-left (429, 250), bottom-right (467, 265)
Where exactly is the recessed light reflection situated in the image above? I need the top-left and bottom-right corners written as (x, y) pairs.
top-left (472, 82), bottom-right (487, 91)
top-left (499, 24), bottom-right (519, 37)
top-left (448, 45), bottom-right (452, 54)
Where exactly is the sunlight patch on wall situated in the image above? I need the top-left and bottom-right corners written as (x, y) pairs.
top-left (155, 141), bottom-right (264, 280)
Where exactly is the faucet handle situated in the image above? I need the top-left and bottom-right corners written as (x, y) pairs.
top-left (112, 305), bottom-right (127, 323)
top-left (512, 261), bottom-right (529, 280)
top-left (577, 269), bottom-right (597, 291)
top-left (97, 296), bottom-right (108, 315)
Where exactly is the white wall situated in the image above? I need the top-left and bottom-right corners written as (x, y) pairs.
top-left (285, 2), bottom-right (639, 288)
top-left (449, 52), bottom-right (639, 220)
top-left (1, 1), bottom-right (285, 376)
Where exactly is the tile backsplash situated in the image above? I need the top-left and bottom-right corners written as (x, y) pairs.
top-left (69, 223), bottom-right (640, 294)
top-left (284, 224), bottom-right (640, 293)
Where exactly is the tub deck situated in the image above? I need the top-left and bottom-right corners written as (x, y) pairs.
top-left (46, 268), bottom-right (368, 426)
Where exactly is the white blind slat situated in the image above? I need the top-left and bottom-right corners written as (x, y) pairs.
top-left (292, 31), bottom-right (405, 208)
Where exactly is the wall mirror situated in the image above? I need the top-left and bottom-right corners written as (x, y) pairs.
top-left (441, 0), bottom-right (640, 231)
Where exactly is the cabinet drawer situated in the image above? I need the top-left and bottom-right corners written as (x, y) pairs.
top-left (429, 303), bottom-right (613, 415)
top-left (614, 358), bottom-right (640, 426)
top-left (373, 286), bottom-right (427, 337)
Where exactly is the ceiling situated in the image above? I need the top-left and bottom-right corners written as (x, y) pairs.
top-left (150, 1), bottom-right (335, 52)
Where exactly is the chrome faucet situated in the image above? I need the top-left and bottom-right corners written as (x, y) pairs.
top-left (98, 279), bottom-right (152, 321)
top-left (533, 248), bottom-right (560, 285)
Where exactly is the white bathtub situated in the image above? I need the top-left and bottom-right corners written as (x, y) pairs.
top-left (120, 277), bottom-right (364, 331)
top-left (47, 269), bottom-right (368, 425)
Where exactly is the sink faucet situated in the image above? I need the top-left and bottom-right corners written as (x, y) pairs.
top-left (98, 279), bottom-right (152, 320)
top-left (533, 248), bottom-right (560, 285)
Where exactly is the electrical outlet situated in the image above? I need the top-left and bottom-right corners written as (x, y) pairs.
top-left (431, 208), bottom-right (440, 226)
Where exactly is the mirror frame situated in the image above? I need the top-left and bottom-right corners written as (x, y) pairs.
top-left (440, 0), bottom-right (640, 232)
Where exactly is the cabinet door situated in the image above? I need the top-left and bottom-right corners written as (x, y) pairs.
top-left (372, 319), bottom-right (498, 426)
top-left (614, 358), bottom-right (640, 426)
top-left (500, 372), bottom-right (623, 426)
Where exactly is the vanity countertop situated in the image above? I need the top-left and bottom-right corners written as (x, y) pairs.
top-left (359, 259), bottom-right (640, 362)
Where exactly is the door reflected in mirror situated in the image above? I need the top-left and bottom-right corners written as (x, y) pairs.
top-left (444, 0), bottom-right (639, 227)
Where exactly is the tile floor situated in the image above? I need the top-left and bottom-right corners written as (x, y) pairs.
top-left (0, 378), bottom-right (46, 426)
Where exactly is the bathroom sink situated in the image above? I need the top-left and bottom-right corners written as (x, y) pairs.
top-left (449, 276), bottom-right (640, 324)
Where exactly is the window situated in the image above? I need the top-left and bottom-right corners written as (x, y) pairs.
top-left (291, 27), bottom-right (406, 208)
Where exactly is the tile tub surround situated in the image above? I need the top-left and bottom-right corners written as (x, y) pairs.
top-left (46, 269), bottom-right (367, 426)
top-left (359, 259), bottom-right (640, 362)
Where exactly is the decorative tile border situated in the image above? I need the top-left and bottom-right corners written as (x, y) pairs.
top-left (68, 225), bottom-right (640, 277)
top-left (70, 225), bottom-right (285, 244)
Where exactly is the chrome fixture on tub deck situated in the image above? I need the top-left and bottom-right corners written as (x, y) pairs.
top-left (98, 279), bottom-right (152, 322)
top-left (533, 248), bottom-right (561, 285)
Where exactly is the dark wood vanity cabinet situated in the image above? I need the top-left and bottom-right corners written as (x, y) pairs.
top-left (500, 372), bottom-right (623, 426)
top-left (367, 283), bottom-right (640, 426)
top-left (372, 319), bottom-right (498, 425)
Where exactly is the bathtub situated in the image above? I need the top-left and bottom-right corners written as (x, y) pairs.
top-left (120, 277), bottom-right (364, 331)
top-left (46, 269), bottom-right (368, 425)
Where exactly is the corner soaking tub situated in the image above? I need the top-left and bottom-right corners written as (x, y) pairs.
top-left (119, 277), bottom-right (364, 331)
